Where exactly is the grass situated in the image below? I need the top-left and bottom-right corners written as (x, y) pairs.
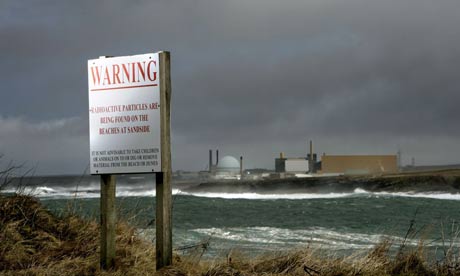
top-left (1, 193), bottom-right (460, 275)
top-left (0, 194), bottom-right (156, 275)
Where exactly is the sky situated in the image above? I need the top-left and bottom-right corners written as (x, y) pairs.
top-left (1, 0), bottom-right (460, 175)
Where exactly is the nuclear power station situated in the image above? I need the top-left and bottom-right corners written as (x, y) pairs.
top-left (206, 149), bottom-right (243, 180)
top-left (194, 141), bottom-right (399, 182)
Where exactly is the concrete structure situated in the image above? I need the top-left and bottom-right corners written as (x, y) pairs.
top-left (307, 153), bottom-right (318, 172)
top-left (208, 149), bottom-right (219, 173)
top-left (275, 140), bottom-right (318, 174)
top-left (209, 150), bottom-right (213, 173)
top-left (239, 156), bottom-right (243, 179)
top-left (275, 152), bottom-right (287, 172)
top-left (214, 155), bottom-right (241, 179)
top-left (308, 140), bottom-right (313, 173)
top-left (285, 159), bottom-right (309, 173)
top-left (320, 155), bottom-right (398, 175)
top-left (275, 153), bottom-right (309, 173)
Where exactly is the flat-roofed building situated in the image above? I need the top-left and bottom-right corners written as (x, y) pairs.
top-left (275, 150), bottom-right (312, 173)
top-left (320, 155), bottom-right (398, 175)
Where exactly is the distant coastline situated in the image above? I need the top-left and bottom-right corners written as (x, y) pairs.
top-left (4, 169), bottom-right (460, 198)
top-left (183, 169), bottom-right (460, 194)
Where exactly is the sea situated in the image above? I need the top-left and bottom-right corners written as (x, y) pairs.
top-left (3, 174), bottom-right (460, 259)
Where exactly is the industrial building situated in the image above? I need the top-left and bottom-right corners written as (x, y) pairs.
top-left (214, 156), bottom-right (241, 179)
top-left (275, 140), bottom-right (398, 176)
top-left (275, 153), bottom-right (315, 173)
top-left (275, 141), bottom-right (318, 174)
top-left (207, 149), bottom-right (243, 180)
top-left (320, 155), bottom-right (398, 175)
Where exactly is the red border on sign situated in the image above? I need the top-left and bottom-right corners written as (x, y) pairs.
top-left (91, 84), bottom-right (158, 91)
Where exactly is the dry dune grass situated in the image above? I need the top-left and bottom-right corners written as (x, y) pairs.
top-left (148, 232), bottom-right (460, 276)
top-left (0, 194), bottom-right (156, 276)
top-left (1, 194), bottom-right (460, 276)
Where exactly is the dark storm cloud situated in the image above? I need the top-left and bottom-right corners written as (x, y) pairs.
top-left (0, 116), bottom-right (88, 175)
top-left (1, 0), bottom-right (460, 173)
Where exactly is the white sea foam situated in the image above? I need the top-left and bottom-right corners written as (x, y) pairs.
top-left (352, 188), bottom-right (460, 200)
top-left (190, 226), bottom-right (403, 250)
top-left (4, 184), bottom-right (460, 201)
top-left (189, 226), bottom-right (456, 250)
top-left (180, 192), bottom-right (354, 200)
top-left (1, 186), bottom-right (182, 199)
top-left (114, 189), bottom-right (183, 198)
top-left (35, 186), bottom-right (56, 193)
top-left (180, 188), bottom-right (460, 201)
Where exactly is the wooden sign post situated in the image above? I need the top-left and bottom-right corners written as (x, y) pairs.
top-left (88, 51), bottom-right (172, 271)
top-left (156, 51), bottom-right (172, 269)
top-left (100, 174), bottom-right (116, 269)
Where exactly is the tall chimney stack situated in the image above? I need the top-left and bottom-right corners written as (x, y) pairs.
top-left (209, 150), bottom-right (213, 172)
top-left (216, 149), bottom-right (219, 165)
top-left (240, 156), bottom-right (243, 179)
top-left (309, 140), bottom-right (313, 173)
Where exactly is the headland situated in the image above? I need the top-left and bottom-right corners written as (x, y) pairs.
top-left (183, 169), bottom-right (460, 194)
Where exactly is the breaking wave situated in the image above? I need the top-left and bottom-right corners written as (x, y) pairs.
top-left (352, 188), bottom-right (460, 200)
top-left (188, 226), bottom-right (424, 250)
top-left (179, 192), bottom-right (354, 200)
top-left (4, 185), bottom-right (460, 201)
top-left (1, 186), bottom-right (182, 199)
top-left (179, 188), bottom-right (460, 201)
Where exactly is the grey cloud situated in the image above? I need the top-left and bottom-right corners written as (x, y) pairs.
top-left (0, 116), bottom-right (88, 175)
top-left (1, 0), bottom-right (460, 173)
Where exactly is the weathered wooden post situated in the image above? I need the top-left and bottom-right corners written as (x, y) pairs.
top-left (156, 51), bottom-right (172, 269)
top-left (100, 174), bottom-right (116, 269)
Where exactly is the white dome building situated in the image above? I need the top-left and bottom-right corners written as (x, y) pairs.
top-left (214, 155), bottom-right (241, 180)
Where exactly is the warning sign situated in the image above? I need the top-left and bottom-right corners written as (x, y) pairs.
top-left (88, 53), bottom-right (161, 174)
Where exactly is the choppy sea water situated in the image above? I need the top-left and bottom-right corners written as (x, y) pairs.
top-left (4, 175), bottom-right (460, 258)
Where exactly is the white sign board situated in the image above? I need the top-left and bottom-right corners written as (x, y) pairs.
top-left (88, 53), bottom-right (161, 174)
